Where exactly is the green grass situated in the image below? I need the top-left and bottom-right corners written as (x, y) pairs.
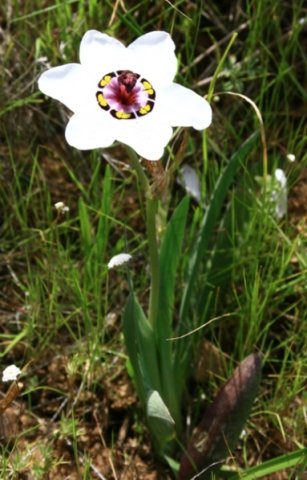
top-left (0, 0), bottom-right (306, 478)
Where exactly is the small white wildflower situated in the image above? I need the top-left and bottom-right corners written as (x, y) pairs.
top-left (108, 253), bottom-right (132, 269)
top-left (2, 365), bottom-right (21, 382)
top-left (54, 201), bottom-right (70, 214)
top-left (286, 153), bottom-right (295, 162)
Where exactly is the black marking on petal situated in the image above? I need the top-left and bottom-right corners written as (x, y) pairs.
top-left (98, 72), bottom-right (116, 88)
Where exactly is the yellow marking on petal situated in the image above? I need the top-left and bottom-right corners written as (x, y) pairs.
top-left (138, 104), bottom-right (152, 115)
top-left (142, 81), bottom-right (152, 90)
top-left (116, 111), bottom-right (132, 119)
top-left (142, 81), bottom-right (154, 95)
top-left (97, 93), bottom-right (108, 108)
top-left (99, 75), bottom-right (113, 87)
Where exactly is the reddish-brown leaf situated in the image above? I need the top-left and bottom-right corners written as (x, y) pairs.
top-left (178, 352), bottom-right (262, 479)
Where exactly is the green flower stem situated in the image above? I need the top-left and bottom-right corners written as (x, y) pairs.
top-left (126, 147), bottom-right (150, 194)
top-left (145, 195), bottom-right (159, 328)
top-left (126, 148), bottom-right (160, 328)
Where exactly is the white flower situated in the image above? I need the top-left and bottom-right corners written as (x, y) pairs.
top-left (38, 30), bottom-right (212, 161)
top-left (54, 201), bottom-right (70, 214)
top-left (108, 253), bottom-right (132, 269)
top-left (2, 365), bottom-right (21, 382)
top-left (272, 168), bottom-right (287, 219)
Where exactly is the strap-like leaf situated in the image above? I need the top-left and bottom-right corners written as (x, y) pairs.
top-left (156, 196), bottom-right (190, 431)
top-left (175, 133), bottom-right (260, 395)
top-left (147, 390), bottom-right (175, 426)
top-left (147, 390), bottom-right (176, 447)
top-left (178, 352), bottom-right (262, 479)
top-left (158, 196), bottom-right (190, 340)
top-left (123, 293), bottom-right (161, 405)
top-left (179, 132), bottom-right (259, 325)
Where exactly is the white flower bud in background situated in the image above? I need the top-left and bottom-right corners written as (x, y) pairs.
top-left (108, 253), bottom-right (132, 269)
top-left (2, 365), bottom-right (21, 382)
top-left (54, 201), bottom-right (70, 214)
top-left (286, 153), bottom-right (295, 162)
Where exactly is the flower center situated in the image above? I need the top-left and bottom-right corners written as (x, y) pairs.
top-left (96, 70), bottom-right (156, 120)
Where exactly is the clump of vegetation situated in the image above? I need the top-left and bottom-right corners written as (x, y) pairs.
top-left (0, 1), bottom-right (306, 478)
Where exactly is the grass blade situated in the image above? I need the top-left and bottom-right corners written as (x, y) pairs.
top-left (229, 447), bottom-right (307, 480)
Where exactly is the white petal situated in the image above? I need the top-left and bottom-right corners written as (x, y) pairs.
top-left (116, 118), bottom-right (173, 161)
top-left (128, 31), bottom-right (177, 87)
top-left (38, 64), bottom-right (94, 112)
top-left (65, 113), bottom-right (116, 150)
top-left (157, 83), bottom-right (212, 130)
top-left (79, 30), bottom-right (129, 75)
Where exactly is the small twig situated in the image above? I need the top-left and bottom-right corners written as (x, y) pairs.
top-left (51, 396), bottom-right (68, 422)
top-left (190, 460), bottom-right (224, 479)
top-left (167, 313), bottom-right (232, 341)
top-left (117, 415), bottom-right (129, 447)
top-left (0, 382), bottom-right (23, 414)
top-left (108, 0), bottom-right (127, 26)
top-left (93, 410), bottom-right (118, 480)
top-left (6, 261), bottom-right (24, 290)
top-left (214, 91), bottom-right (268, 184)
